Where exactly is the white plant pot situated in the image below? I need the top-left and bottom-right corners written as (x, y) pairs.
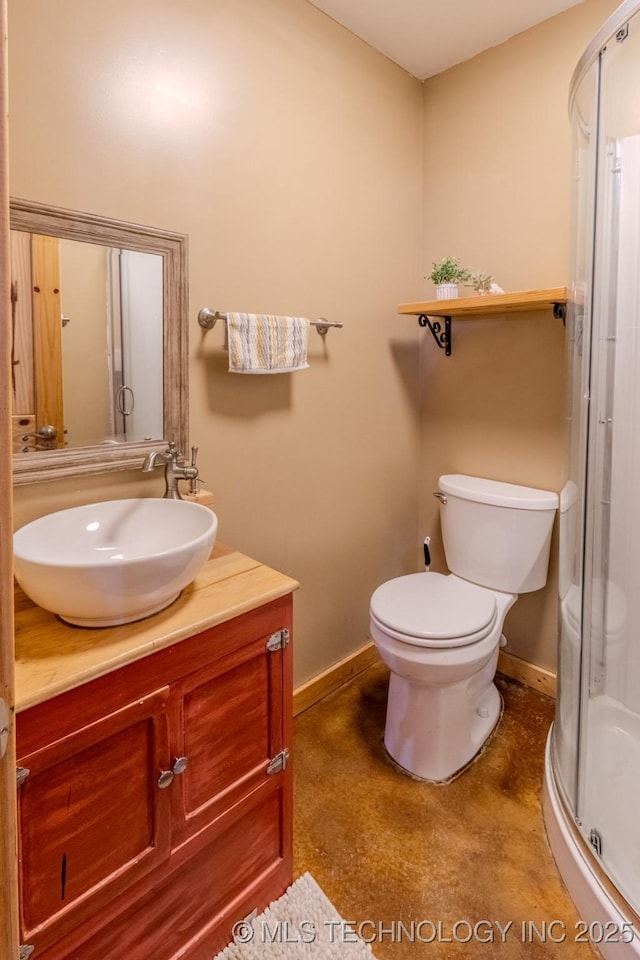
top-left (435, 283), bottom-right (458, 300)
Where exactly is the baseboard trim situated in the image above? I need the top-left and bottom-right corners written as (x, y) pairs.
top-left (498, 650), bottom-right (557, 699)
top-left (293, 642), bottom-right (380, 716)
top-left (293, 643), bottom-right (556, 716)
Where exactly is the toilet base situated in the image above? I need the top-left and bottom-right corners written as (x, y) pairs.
top-left (383, 667), bottom-right (501, 782)
top-left (383, 699), bottom-right (503, 783)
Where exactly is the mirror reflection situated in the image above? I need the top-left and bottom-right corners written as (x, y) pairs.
top-left (10, 198), bottom-right (188, 486)
top-left (11, 231), bottom-right (164, 452)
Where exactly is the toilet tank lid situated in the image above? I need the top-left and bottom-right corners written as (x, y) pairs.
top-left (439, 475), bottom-right (559, 511)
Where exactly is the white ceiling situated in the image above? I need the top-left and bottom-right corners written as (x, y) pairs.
top-left (307, 0), bottom-right (585, 79)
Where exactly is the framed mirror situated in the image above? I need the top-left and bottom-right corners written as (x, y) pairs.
top-left (10, 198), bottom-right (188, 485)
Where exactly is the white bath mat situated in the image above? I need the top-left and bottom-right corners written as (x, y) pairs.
top-left (215, 873), bottom-right (376, 959)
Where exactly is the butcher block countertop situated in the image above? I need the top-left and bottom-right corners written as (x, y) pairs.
top-left (15, 542), bottom-right (299, 713)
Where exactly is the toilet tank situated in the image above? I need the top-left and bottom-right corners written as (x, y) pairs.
top-left (438, 475), bottom-right (559, 594)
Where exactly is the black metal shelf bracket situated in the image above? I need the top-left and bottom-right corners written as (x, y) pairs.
top-left (553, 302), bottom-right (567, 324)
top-left (418, 314), bottom-right (452, 356)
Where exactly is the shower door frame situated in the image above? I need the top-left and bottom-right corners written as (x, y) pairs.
top-left (550, 0), bottom-right (640, 936)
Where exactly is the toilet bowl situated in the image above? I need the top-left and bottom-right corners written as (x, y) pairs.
top-left (370, 475), bottom-right (558, 782)
top-left (370, 572), bottom-right (516, 781)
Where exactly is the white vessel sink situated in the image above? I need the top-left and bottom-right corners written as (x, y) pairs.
top-left (13, 498), bottom-right (218, 627)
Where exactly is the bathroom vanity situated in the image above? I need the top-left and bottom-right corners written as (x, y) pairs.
top-left (14, 543), bottom-right (298, 960)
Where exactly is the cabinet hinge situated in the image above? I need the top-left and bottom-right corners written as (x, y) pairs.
top-left (266, 629), bottom-right (290, 652)
top-left (0, 697), bottom-right (9, 760)
top-left (16, 766), bottom-right (30, 789)
top-left (19, 945), bottom-right (35, 960)
top-left (266, 748), bottom-right (290, 776)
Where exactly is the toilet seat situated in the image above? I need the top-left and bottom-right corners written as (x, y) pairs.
top-left (370, 573), bottom-right (497, 648)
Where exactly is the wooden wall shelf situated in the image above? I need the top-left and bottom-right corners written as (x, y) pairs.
top-left (398, 287), bottom-right (568, 356)
top-left (398, 287), bottom-right (568, 319)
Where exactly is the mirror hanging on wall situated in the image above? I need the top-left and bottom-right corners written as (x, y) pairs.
top-left (10, 198), bottom-right (188, 486)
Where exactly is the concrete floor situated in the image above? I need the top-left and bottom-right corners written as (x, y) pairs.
top-left (294, 662), bottom-right (597, 959)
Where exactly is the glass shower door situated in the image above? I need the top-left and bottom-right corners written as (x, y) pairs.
top-left (573, 11), bottom-right (640, 913)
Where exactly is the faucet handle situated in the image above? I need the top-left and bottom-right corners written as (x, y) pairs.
top-left (166, 440), bottom-right (180, 461)
top-left (189, 445), bottom-right (201, 495)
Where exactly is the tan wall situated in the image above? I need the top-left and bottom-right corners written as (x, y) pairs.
top-left (419, 0), bottom-right (619, 671)
top-left (9, 0), bottom-right (623, 683)
top-left (8, 0), bottom-right (422, 685)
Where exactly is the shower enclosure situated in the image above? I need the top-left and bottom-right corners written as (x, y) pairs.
top-left (544, 1), bottom-right (640, 954)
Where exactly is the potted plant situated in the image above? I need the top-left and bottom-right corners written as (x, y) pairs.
top-left (428, 256), bottom-right (470, 300)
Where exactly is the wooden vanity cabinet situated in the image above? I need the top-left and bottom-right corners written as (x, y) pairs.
top-left (16, 595), bottom-right (293, 960)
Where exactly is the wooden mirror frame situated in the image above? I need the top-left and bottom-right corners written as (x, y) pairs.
top-left (10, 198), bottom-right (188, 485)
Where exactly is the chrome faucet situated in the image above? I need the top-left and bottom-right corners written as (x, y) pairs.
top-left (141, 441), bottom-right (198, 500)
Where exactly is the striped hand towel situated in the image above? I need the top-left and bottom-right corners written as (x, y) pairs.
top-left (225, 313), bottom-right (310, 374)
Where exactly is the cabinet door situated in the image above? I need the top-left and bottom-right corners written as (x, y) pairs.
top-left (18, 687), bottom-right (172, 955)
top-left (172, 628), bottom-right (287, 845)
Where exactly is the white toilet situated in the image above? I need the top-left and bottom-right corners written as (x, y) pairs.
top-left (370, 474), bottom-right (558, 782)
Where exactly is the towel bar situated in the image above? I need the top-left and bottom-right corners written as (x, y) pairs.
top-left (197, 307), bottom-right (343, 337)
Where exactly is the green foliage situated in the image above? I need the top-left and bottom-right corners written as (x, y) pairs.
top-left (429, 256), bottom-right (471, 285)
